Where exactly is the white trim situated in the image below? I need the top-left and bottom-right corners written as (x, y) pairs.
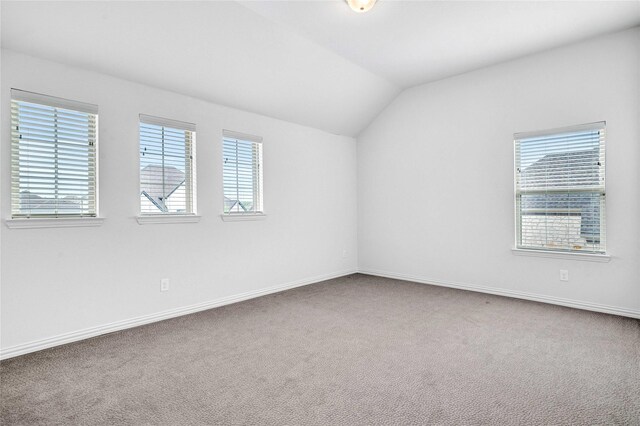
top-left (511, 248), bottom-right (610, 262)
top-left (95, 115), bottom-right (101, 218)
top-left (11, 88), bottom-right (98, 114)
top-left (139, 114), bottom-right (195, 132)
top-left (220, 213), bottom-right (267, 222)
top-left (136, 215), bottom-right (201, 225)
top-left (5, 217), bottom-right (104, 229)
top-left (223, 129), bottom-right (263, 143)
top-left (514, 121), bottom-right (605, 140)
top-left (0, 269), bottom-right (357, 360)
top-left (358, 268), bottom-right (640, 319)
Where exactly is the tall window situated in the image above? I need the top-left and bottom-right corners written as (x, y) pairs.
top-left (222, 130), bottom-right (263, 214)
top-left (514, 122), bottom-right (606, 254)
top-left (139, 115), bottom-right (196, 215)
top-left (11, 89), bottom-right (98, 218)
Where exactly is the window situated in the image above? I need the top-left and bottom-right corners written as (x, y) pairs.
top-left (139, 115), bottom-right (196, 215)
top-left (514, 122), bottom-right (606, 254)
top-left (222, 130), bottom-right (263, 214)
top-left (11, 89), bottom-right (98, 218)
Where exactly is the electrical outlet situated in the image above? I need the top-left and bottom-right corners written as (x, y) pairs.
top-left (160, 278), bottom-right (170, 292)
top-left (559, 270), bottom-right (569, 282)
top-left (342, 248), bottom-right (348, 258)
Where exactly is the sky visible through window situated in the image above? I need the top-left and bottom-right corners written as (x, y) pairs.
top-left (14, 100), bottom-right (95, 216)
top-left (18, 102), bottom-right (92, 197)
top-left (139, 123), bottom-right (187, 172)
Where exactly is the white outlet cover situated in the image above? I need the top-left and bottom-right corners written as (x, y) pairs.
top-left (559, 270), bottom-right (569, 281)
top-left (160, 278), bottom-right (170, 291)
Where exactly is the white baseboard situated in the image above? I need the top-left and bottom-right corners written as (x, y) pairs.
top-left (4, 267), bottom-right (636, 360)
top-left (0, 269), bottom-right (357, 360)
top-left (358, 268), bottom-right (640, 319)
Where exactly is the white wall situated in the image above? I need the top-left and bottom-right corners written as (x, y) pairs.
top-left (0, 50), bottom-right (358, 355)
top-left (358, 28), bottom-right (640, 316)
top-left (2, 27), bottom-right (638, 358)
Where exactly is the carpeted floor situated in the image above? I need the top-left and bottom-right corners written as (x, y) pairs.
top-left (1, 274), bottom-right (639, 425)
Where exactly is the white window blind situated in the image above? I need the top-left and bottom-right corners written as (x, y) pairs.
top-left (139, 115), bottom-right (196, 215)
top-left (11, 89), bottom-right (98, 218)
top-left (222, 130), bottom-right (263, 214)
top-left (514, 122), bottom-right (606, 254)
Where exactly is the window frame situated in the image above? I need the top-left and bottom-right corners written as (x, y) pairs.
top-left (7, 89), bottom-right (101, 227)
top-left (137, 114), bottom-right (198, 222)
top-left (513, 122), bottom-right (607, 258)
top-left (221, 129), bottom-right (265, 220)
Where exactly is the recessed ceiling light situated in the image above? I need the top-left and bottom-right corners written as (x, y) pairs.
top-left (346, 0), bottom-right (377, 13)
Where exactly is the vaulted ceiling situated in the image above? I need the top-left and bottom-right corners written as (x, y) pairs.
top-left (2, 1), bottom-right (639, 137)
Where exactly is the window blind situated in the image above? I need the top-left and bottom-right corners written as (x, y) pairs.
top-left (139, 115), bottom-right (196, 215)
top-left (222, 130), bottom-right (263, 214)
top-left (514, 122), bottom-right (606, 253)
top-left (11, 89), bottom-right (98, 218)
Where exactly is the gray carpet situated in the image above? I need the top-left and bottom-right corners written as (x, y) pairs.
top-left (1, 274), bottom-right (639, 425)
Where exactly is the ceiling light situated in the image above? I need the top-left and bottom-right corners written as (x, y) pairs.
top-left (346, 0), bottom-right (376, 13)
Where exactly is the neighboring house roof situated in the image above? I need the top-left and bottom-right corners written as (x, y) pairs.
top-left (140, 165), bottom-right (185, 212)
top-left (19, 191), bottom-right (84, 213)
top-left (520, 148), bottom-right (601, 241)
top-left (224, 196), bottom-right (247, 212)
top-left (520, 147), bottom-right (600, 190)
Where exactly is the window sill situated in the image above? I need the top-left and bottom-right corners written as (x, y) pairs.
top-left (220, 213), bottom-right (267, 222)
top-left (511, 248), bottom-right (610, 263)
top-left (5, 217), bottom-right (105, 229)
top-left (136, 215), bottom-right (201, 225)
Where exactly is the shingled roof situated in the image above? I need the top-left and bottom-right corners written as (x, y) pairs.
top-left (19, 191), bottom-right (86, 214)
top-left (520, 147), bottom-right (602, 242)
top-left (224, 196), bottom-right (247, 213)
top-left (520, 147), bottom-right (600, 189)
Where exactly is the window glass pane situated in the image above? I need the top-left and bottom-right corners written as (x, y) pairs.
top-left (11, 98), bottom-right (97, 218)
top-left (223, 137), bottom-right (262, 214)
top-left (139, 122), bottom-right (194, 214)
top-left (518, 192), bottom-right (603, 251)
top-left (515, 124), bottom-right (605, 253)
